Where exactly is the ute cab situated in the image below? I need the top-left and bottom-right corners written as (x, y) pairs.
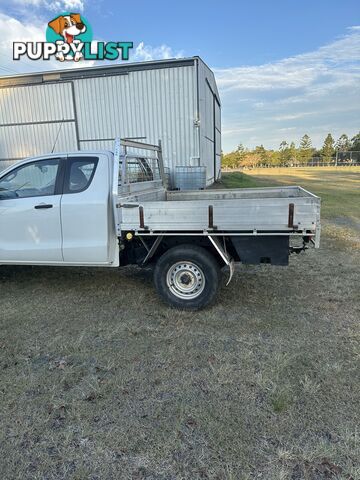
top-left (0, 152), bottom-right (118, 265)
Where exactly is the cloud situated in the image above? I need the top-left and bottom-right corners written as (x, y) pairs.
top-left (132, 41), bottom-right (184, 62)
top-left (215, 27), bottom-right (360, 93)
top-left (0, 12), bottom-right (45, 74)
top-left (273, 112), bottom-right (317, 122)
top-left (278, 127), bottom-right (297, 132)
top-left (48, 0), bottom-right (85, 11)
top-left (222, 126), bottom-right (257, 136)
top-left (11, 0), bottom-right (85, 12)
top-left (214, 27), bottom-right (360, 151)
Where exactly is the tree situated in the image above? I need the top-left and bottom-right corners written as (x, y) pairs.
top-left (335, 134), bottom-right (351, 152)
top-left (268, 150), bottom-right (281, 166)
top-left (235, 143), bottom-right (247, 166)
top-left (288, 141), bottom-right (297, 165)
top-left (221, 144), bottom-right (248, 169)
top-left (298, 134), bottom-right (313, 164)
top-left (243, 152), bottom-right (260, 168)
top-left (222, 151), bottom-right (237, 169)
top-left (321, 133), bottom-right (335, 163)
top-left (279, 140), bottom-right (289, 165)
top-left (350, 132), bottom-right (360, 151)
top-left (299, 134), bottom-right (312, 149)
top-left (221, 131), bottom-right (356, 170)
top-left (254, 145), bottom-right (269, 165)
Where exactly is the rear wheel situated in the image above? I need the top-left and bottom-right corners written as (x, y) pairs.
top-left (154, 245), bottom-right (220, 310)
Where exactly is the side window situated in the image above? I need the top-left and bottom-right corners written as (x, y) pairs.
top-left (0, 159), bottom-right (60, 200)
top-left (65, 157), bottom-right (98, 194)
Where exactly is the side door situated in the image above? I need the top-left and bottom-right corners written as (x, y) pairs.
top-left (0, 158), bottom-right (63, 263)
top-left (60, 154), bottom-right (113, 264)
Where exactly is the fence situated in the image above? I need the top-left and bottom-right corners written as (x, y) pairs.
top-left (222, 151), bottom-right (360, 171)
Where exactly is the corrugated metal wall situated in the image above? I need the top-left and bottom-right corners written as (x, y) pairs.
top-left (0, 59), bottom-right (221, 186)
top-left (0, 82), bottom-right (78, 162)
top-left (74, 65), bottom-right (197, 182)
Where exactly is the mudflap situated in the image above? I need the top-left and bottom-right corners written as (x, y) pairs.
top-left (231, 236), bottom-right (289, 266)
top-left (227, 258), bottom-right (235, 286)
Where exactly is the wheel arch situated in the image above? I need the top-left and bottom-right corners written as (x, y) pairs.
top-left (142, 234), bottom-right (230, 267)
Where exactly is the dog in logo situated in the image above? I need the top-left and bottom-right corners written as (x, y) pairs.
top-left (48, 14), bottom-right (86, 61)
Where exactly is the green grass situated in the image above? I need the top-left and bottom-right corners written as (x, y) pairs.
top-left (217, 171), bottom-right (260, 189)
top-left (0, 167), bottom-right (359, 479)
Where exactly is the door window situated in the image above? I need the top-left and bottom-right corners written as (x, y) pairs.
top-left (65, 157), bottom-right (98, 193)
top-left (0, 159), bottom-right (60, 200)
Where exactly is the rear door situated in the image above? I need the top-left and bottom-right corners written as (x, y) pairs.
top-left (60, 153), bottom-right (113, 264)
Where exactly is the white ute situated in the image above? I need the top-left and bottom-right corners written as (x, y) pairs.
top-left (0, 139), bottom-right (321, 310)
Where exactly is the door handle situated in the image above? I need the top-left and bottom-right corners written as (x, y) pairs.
top-left (34, 204), bottom-right (53, 209)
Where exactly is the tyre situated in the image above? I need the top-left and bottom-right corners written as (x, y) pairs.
top-left (154, 244), bottom-right (220, 310)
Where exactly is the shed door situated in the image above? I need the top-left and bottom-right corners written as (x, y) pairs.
top-left (214, 96), bottom-right (221, 181)
top-left (204, 80), bottom-right (221, 183)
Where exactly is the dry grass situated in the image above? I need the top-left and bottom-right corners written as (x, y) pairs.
top-left (1, 167), bottom-right (359, 479)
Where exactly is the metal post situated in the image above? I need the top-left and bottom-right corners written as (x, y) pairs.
top-left (121, 144), bottom-right (127, 184)
top-left (158, 139), bottom-right (166, 189)
top-left (114, 137), bottom-right (121, 164)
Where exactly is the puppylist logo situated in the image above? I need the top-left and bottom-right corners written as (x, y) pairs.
top-left (13, 13), bottom-right (133, 62)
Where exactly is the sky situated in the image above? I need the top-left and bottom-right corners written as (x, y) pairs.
top-left (0, 0), bottom-right (359, 152)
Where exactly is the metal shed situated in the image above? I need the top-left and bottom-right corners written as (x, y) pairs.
top-left (0, 57), bottom-right (221, 186)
